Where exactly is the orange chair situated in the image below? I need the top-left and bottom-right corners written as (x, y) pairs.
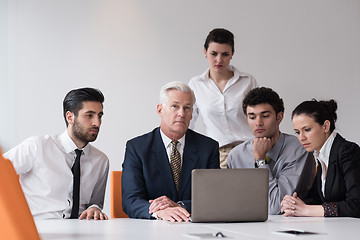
top-left (110, 171), bottom-right (128, 218)
top-left (0, 149), bottom-right (40, 240)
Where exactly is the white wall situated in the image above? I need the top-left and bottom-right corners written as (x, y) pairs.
top-left (1, 0), bottom-right (360, 215)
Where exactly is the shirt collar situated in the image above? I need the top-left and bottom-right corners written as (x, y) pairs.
top-left (159, 129), bottom-right (186, 150)
top-left (313, 131), bottom-right (337, 165)
top-left (200, 68), bottom-right (210, 81)
top-left (59, 131), bottom-right (90, 155)
top-left (227, 65), bottom-right (240, 85)
top-left (199, 65), bottom-right (246, 82)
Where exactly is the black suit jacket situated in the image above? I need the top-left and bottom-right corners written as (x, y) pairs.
top-left (122, 127), bottom-right (220, 219)
top-left (305, 134), bottom-right (360, 217)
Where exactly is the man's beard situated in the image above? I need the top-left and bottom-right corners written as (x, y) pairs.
top-left (72, 119), bottom-right (99, 144)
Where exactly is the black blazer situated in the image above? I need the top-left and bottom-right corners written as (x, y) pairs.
top-left (121, 127), bottom-right (220, 219)
top-left (305, 134), bottom-right (360, 217)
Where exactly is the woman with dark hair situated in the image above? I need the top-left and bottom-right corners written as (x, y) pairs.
top-left (188, 28), bottom-right (258, 168)
top-left (281, 99), bottom-right (360, 218)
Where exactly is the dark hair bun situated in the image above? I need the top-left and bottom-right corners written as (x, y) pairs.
top-left (319, 99), bottom-right (338, 123)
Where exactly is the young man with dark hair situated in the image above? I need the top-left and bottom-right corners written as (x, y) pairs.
top-left (227, 87), bottom-right (315, 214)
top-left (4, 87), bottom-right (109, 220)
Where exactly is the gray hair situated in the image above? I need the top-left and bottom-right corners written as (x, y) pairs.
top-left (159, 81), bottom-right (196, 106)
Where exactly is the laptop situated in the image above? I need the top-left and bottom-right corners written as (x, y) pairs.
top-left (191, 168), bottom-right (269, 222)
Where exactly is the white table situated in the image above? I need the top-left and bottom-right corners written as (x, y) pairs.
top-left (35, 215), bottom-right (360, 240)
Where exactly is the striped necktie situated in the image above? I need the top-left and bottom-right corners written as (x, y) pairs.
top-left (170, 141), bottom-right (181, 191)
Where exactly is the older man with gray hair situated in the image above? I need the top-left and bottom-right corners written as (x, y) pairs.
top-left (122, 81), bottom-right (220, 222)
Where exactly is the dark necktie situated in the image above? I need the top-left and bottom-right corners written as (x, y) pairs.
top-left (70, 149), bottom-right (82, 219)
top-left (170, 141), bottom-right (181, 191)
top-left (316, 160), bottom-right (322, 177)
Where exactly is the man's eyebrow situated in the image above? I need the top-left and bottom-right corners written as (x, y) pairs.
top-left (260, 111), bottom-right (271, 114)
top-left (84, 110), bottom-right (104, 115)
top-left (247, 111), bottom-right (271, 115)
top-left (169, 101), bottom-right (192, 106)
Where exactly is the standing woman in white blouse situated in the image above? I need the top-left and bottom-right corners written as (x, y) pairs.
top-left (189, 28), bottom-right (258, 168)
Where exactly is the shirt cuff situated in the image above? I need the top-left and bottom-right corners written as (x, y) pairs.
top-left (177, 201), bottom-right (186, 209)
top-left (152, 211), bottom-right (161, 220)
top-left (87, 204), bottom-right (102, 211)
top-left (322, 202), bottom-right (338, 217)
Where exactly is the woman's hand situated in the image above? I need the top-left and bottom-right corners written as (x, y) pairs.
top-left (281, 192), bottom-right (324, 217)
top-left (281, 192), bottom-right (308, 216)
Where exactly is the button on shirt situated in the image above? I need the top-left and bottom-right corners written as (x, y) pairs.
top-left (313, 131), bottom-right (337, 197)
top-left (3, 131), bottom-right (109, 219)
top-left (189, 65), bottom-right (258, 147)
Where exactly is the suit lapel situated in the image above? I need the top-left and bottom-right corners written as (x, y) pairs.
top-left (151, 128), bottom-right (177, 197)
top-left (178, 130), bottom-right (199, 199)
top-left (315, 163), bottom-right (325, 202)
top-left (324, 134), bottom-right (342, 199)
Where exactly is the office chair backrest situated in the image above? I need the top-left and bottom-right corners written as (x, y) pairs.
top-left (0, 150), bottom-right (40, 240)
top-left (110, 171), bottom-right (128, 218)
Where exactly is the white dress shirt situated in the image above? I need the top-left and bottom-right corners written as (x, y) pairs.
top-left (189, 65), bottom-right (258, 147)
top-left (313, 131), bottom-right (337, 197)
top-left (160, 129), bottom-right (185, 165)
top-left (3, 131), bottom-right (109, 219)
